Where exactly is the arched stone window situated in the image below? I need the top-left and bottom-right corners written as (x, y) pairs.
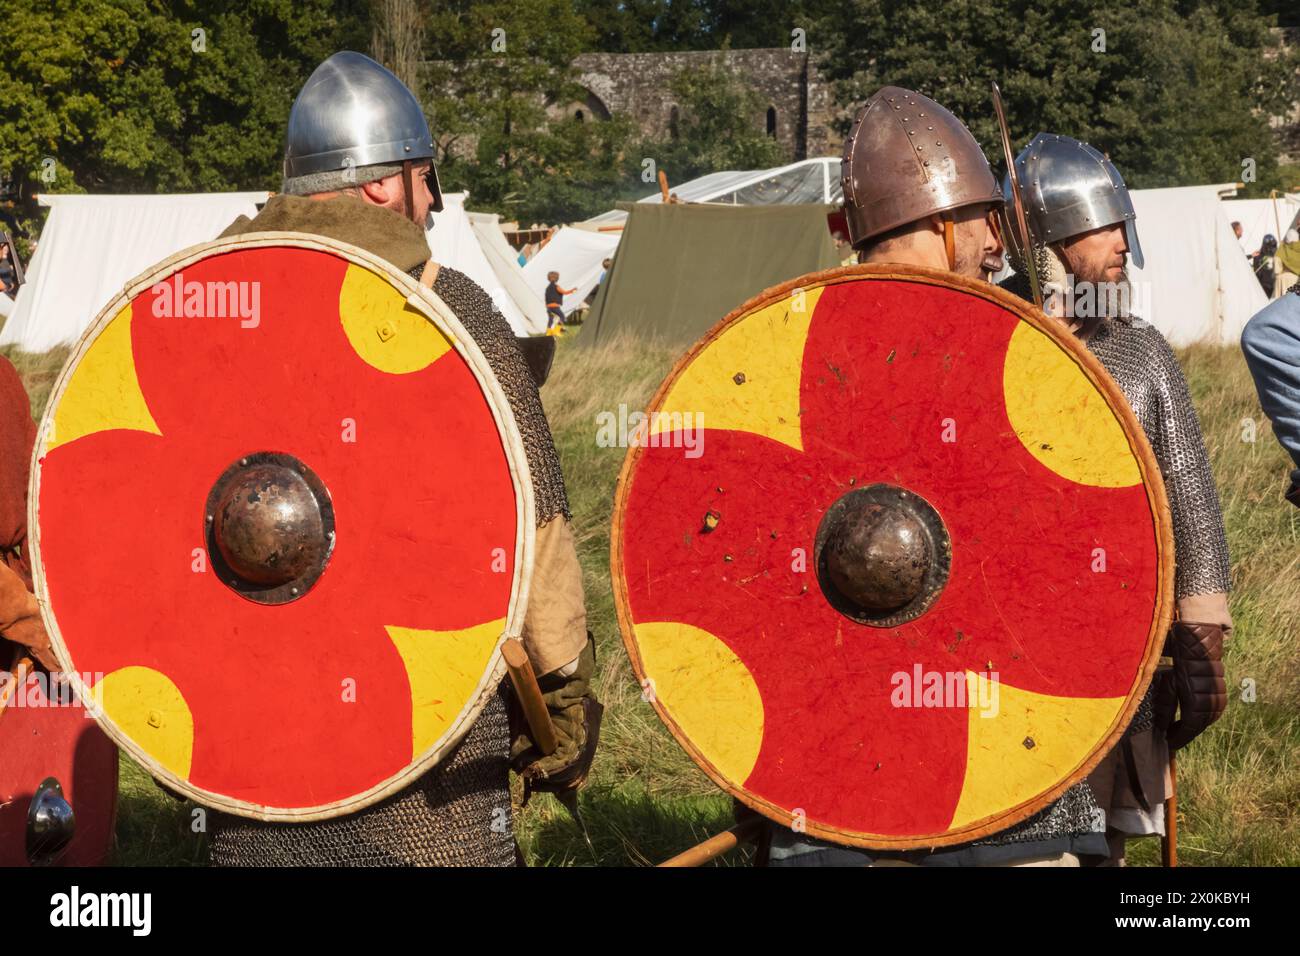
top-left (766, 106), bottom-right (777, 137)
top-left (670, 105), bottom-right (680, 141)
top-left (575, 109), bottom-right (585, 122)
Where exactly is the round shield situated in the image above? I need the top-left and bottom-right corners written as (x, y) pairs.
top-left (30, 234), bottom-right (534, 821)
top-left (0, 674), bottom-right (118, 866)
top-left (612, 264), bottom-right (1173, 849)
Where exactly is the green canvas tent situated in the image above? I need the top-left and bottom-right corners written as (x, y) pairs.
top-left (580, 202), bottom-right (840, 347)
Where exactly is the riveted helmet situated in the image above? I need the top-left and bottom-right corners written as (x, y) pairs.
top-left (840, 86), bottom-right (1003, 250)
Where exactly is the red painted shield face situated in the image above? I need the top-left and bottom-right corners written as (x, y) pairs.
top-left (31, 237), bottom-right (532, 820)
top-left (612, 265), bottom-right (1172, 849)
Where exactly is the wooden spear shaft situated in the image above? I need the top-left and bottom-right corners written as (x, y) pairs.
top-left (659, 817), bottom-right (765, 868)
top-left (501, 638), bottom-right (558, 756)
top-left (1162, 752), bottom-right (1178, 867)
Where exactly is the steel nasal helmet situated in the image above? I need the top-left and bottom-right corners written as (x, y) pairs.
top-left (284, 50), bottom-right (443, 212)
top-left (1004, 133), bottom-right (1143, 269)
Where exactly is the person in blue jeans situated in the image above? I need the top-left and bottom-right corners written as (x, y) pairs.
top-left (1241, 283), bottom-right (1300, 504)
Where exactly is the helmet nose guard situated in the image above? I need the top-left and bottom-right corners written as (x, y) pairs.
top-left (1013, 133), bottom-right (1144, 270)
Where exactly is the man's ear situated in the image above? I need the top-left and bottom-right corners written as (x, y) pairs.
top-left (359, 177), bottom-right (390, 204)
top-left (925, 213), bottom-right (946, 236)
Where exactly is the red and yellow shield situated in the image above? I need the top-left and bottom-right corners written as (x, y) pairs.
top-left (30, 235), bottom-right (534, 820)
top-left (612, 264), bottom-right (1173, 848)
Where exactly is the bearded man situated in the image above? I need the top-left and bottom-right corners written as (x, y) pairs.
top-left (763, 89), bottom-right (1110, 867)
top-left (999, 133), bottom-right (1232, 865)
top-left (204, 52), bottom-right (599, 866)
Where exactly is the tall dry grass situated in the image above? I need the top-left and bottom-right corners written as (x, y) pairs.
top-left (4, 330), bottom-right (1295, 865)
top-left (1134, 344), bottom-right (1300, 866)
top-left (522, 333), bottom-right (1300, 867)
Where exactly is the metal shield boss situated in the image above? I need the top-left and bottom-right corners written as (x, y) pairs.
top-left (612, 265), bottom-right (1173, 848)
top-left (31, 235), bottom-right (534, 821)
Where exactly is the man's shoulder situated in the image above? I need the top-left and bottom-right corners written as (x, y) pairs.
top-left (218, 195), bottom-right (430, 273)
top-left (430, 266), bottom-right (514, 333)
top-left (431, 264), bottom-right (488, 299)
top-left (1094, 315), bottom-right (1179, 371)
top-left (1243, 290), bottom-right (1300, 348)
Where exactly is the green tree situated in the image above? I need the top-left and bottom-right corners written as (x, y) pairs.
top-left (635, 58), bottom-right (788, 188)
top-left (0, 0), bottom-right (368, 238)
top-left (423, 0), bottom-right (640, 223)
top-left (811, 0), bottom-right (1299, 195)
top-left (574, 0), bottom-right (840, 53)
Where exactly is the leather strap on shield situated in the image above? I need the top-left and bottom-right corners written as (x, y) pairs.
top-left (401, 160), bottom-right (416, 223)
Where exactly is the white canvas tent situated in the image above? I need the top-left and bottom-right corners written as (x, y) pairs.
top-left (581, 157), bottom-right (841, 229)
top-left (998, 184), bottom-right (1266, 346)
top-left (1221, 194), bottom-right (1300, 256)
top-left (0, 192), bottom-right (266, 353)
top-left (521, 227), bottom-right (620, 316)
top-left (425, 192), bottom-right (546, 335)
top-left (465, 209), bottom-right (549, 334)
top-left (1126, 185), bottom-right (1268, 346)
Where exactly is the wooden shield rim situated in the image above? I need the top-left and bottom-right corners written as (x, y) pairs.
top-left (28, 232), bottom-right (537, 822)
top-left (609, 262), bottom-right (1175, 850)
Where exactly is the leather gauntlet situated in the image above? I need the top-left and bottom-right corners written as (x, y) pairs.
top-left (1153, 621), bottom-right (1227, 751)
top-left (509, 635), bottom-right (603, 801)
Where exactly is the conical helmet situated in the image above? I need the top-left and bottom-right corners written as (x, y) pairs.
top-left (841, 86), bottom-right (1003, 249)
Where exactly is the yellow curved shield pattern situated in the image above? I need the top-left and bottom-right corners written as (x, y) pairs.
top-left (628, 279), bottom-right (1145, 832)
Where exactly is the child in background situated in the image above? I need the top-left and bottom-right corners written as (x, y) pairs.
top-left (545, 271), bottom-right (574, 334)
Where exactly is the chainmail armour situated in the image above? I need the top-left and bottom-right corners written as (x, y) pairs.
top-left (999, 269), bottom-right (1231, 734)
top-left (208, 262), bottom-right (571, 866)
top-left (419, 264), bottom-right (570, 526)
top-left (209, 687), bottom-right (515, 866)
top-left (942, 268), bottom-right (1230, 854)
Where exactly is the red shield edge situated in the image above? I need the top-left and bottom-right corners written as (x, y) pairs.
top-left (611, 263), bottom-right (1174, 849)
top-left (29, 234), bottom-right (536, 821)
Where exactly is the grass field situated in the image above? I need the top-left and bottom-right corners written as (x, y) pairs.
top-left (4, 325), bottom-right (1297, 867)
